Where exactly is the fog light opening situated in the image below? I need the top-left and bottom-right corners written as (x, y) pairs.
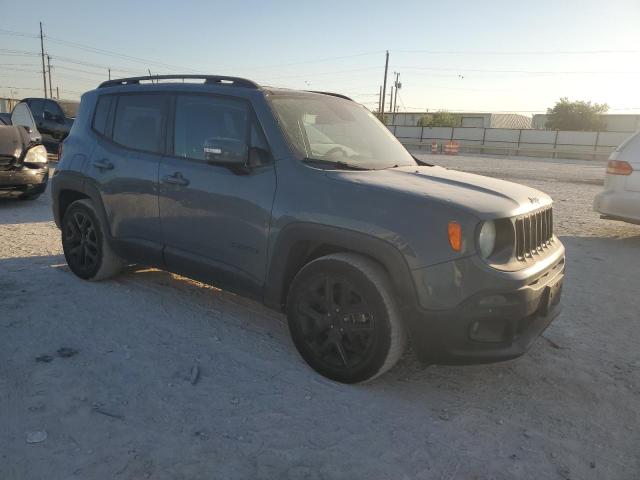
top-left (469, 318), bottom-right (512, 343)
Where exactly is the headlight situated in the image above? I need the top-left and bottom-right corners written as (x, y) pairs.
top-left (478, 221), bottom-right (496, 259)
top-left (24, 145), bottom-right (48, 165)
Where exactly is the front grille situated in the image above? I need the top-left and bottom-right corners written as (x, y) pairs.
top-left (514, 207), bottom-right (554, 260)
top-left (0, 155), bottom-right (15, 171)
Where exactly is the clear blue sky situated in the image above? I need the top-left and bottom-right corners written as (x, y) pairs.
top-left (2, 0), bottom-right (639, 114)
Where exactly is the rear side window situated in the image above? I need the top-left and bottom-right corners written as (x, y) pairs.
top-left (112, 94), bottom-right (167, 154)
top-left (92, 96), bottom-right (114, 136)
top-left (174, 94), bottom-right (247, 161)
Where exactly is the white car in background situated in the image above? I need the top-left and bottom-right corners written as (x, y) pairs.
top-left (594, 131), bottom-right (640, 225)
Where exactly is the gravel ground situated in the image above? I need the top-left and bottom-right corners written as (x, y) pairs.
top-left (1, 154), bottom-right (639, 480)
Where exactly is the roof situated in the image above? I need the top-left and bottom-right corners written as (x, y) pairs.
top-left (98, 75), bottom-right (352, 101)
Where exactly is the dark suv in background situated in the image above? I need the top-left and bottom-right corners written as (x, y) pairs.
top-left (22, 97), bottom-right (78, 154)
top-left (51, 75), bottom-right (565, 383)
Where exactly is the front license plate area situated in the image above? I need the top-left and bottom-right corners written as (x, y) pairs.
top-left (540, 278), bottom-right (563, 316)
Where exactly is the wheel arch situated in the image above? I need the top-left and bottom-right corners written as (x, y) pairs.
top-left (52, 174), bottom-right (111, 239)
top-left (263, 223), bottom-right (417, 312)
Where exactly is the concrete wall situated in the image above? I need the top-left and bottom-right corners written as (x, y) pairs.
top-left (387, 125), bottom-right (637, 160)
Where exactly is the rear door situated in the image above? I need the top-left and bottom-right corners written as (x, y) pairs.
top-left (158, 93), bottom-right (276, 297)
top-left (85, 92), bottom-right (167, 265)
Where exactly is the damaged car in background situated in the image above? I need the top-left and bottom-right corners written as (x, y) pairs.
top-left (0, 101), bottom-right (49, 200)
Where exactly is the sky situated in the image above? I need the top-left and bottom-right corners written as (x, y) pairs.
top-left (1, 0), bottom-right (639, 115)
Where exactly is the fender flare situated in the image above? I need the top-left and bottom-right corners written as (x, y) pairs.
top-left (51, 173), bottom-right (112, 239)
top-left (263, 222), bottom-right (417, 312)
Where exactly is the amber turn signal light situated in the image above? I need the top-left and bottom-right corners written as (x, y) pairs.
top-left (448, 221), bottom-right (462, 252)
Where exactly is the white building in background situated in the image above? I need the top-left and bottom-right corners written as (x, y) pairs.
top-left (532, 114), bottom-right (640, 132)
top-left (387, 111), bottom-right (532, 129)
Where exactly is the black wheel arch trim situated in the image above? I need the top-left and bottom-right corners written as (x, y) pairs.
top-left (52, 173), bottom-right (111, 239)
top-left (263, 222), bottom-right (418, 312)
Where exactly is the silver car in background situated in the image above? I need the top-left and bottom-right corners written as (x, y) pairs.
top-left (594, 131), bottom-right (640, 225)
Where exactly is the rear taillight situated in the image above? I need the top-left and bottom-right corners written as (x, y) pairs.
top-left (606, 160), bottom-right (633, 176)
top-left (57, 142), bottom-right (63, 160)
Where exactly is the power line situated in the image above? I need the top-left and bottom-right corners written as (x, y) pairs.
top-left (398, 65), bottom-right (640, 75)
top-left (394, 48), bottom-right (640, 55)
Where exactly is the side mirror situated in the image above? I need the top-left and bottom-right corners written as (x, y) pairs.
top-left (248, 146), bottom-right (271, 167)
top-left (204, 139), bottom-right (248, 168)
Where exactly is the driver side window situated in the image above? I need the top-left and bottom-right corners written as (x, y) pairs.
top-left (44, 100), bottom-right (64, 122)
top-left (174, 94), bottom-right (248, 162)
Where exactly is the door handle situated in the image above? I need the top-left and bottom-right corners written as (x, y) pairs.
top-left (162, 172), bottom-right (190, 186)
top-left (93, 159), bottom-right (114, 171)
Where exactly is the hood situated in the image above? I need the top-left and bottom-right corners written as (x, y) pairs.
top-left (327, 165), bottom-right (552, 219)
top-left (0, 125), bottom-right (26, 158)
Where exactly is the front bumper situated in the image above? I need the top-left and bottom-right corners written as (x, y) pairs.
top-left (594, 190), bottom-right (640, 225)
top-left (404, 245), bottom-right (565, 364)
top-left (0, 167), bottom-right (49, 197)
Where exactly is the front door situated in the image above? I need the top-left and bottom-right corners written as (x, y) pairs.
top-left (158, 93), bottom-right (276, 298)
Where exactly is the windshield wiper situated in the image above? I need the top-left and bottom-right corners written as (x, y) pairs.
top-left (302, 157), bottom-right (371, 170)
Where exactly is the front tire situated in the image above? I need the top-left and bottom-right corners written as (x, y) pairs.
top-left (61, 199), bottom-right (124, 281)
top-left (286, 253), bottom-right (407, 384)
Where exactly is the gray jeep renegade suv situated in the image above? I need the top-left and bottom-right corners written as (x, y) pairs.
top-left (51, 75), bottom-right (565, 383)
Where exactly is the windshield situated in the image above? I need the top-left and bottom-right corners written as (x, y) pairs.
top-left (270, 94), bottom-right (416, 169)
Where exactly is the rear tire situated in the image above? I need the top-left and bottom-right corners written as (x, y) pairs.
top-left (286, 253), bottom-right (406, 384)
top-left (61, 199), bottom-right (124, 281)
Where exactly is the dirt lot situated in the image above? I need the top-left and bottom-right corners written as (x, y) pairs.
top-left (1, 154), bottom-right (639, 480)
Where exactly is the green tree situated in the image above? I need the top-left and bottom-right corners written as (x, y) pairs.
top-left (545, 97), bottom-right (608, 131)
top-left (417, 111), bottom-right (460, 127)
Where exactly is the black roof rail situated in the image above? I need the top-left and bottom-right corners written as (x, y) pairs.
top-left (306, 90), bottom-right (353, 101)
top-left (98, 75), bottom-right (260, 89)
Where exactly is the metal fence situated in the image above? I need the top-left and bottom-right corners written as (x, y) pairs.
top-left (388, 125), bottom-right (635, 160)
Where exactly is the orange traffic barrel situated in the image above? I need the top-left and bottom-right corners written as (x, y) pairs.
top-left (445, 141), bottom-right (459, 155)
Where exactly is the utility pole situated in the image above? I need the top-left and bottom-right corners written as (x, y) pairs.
top-left (47, 55), bottom-right (53, 99)
top-left (380, 50), bottom-right (389, 118)
top-left (108, 68), bottom-right (111, 80)
top-left (39, 22), bottom-right (47, 98)
top-left (389, 86), bottom-right (394, 113)
top-left (392, 72), bottom-right (401, 123)
top-left (378, 85), bottom-right (382, 112)
top-left (56, 86), bottom-right (59, 99)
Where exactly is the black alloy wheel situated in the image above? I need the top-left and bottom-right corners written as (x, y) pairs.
top-left (63, 209), bottom-right (100, 276)
top-left (295, 275), bottom-right (377, 370)
top-left (287, 253), bottom-right (406, 384)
